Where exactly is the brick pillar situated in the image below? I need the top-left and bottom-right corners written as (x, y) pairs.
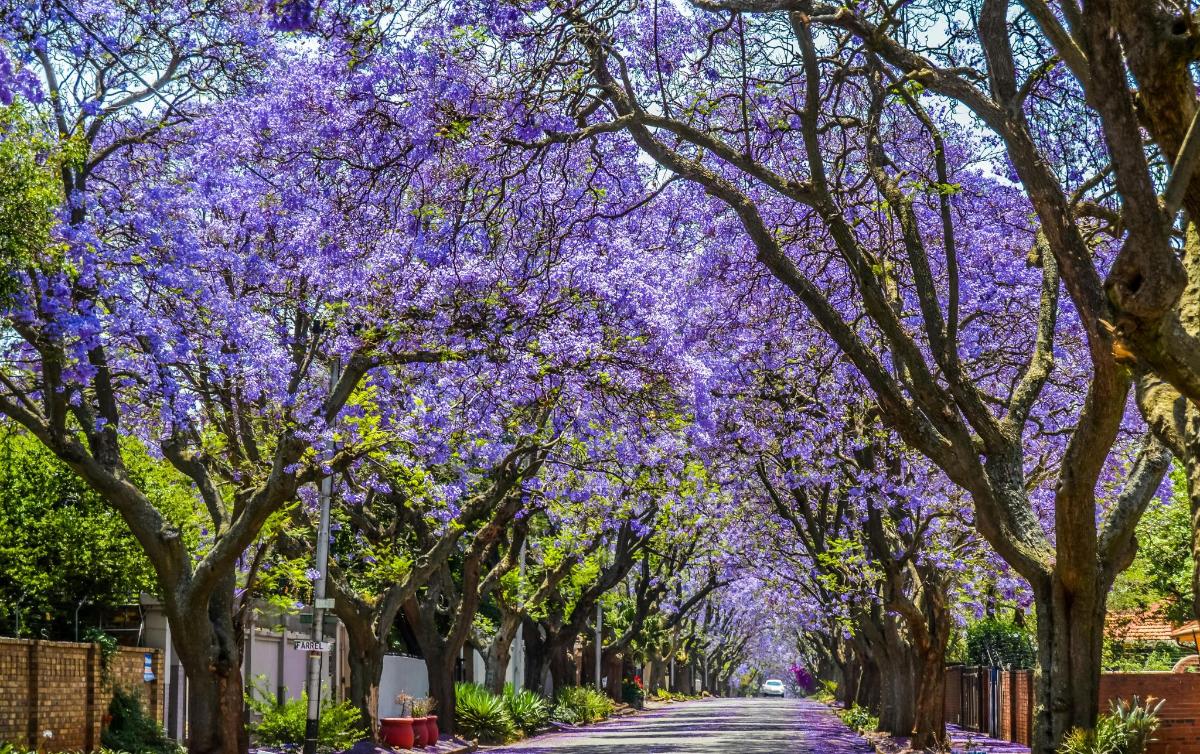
top-left (26, 640), bottom-right (38, 747)
top-left (85, 643), bottom-right (98, 751)
top-left (1009, 670), bottom-right (1017, 742)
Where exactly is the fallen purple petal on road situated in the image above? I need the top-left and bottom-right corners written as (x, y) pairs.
top-left (484, 698), bottom-right (875, 753)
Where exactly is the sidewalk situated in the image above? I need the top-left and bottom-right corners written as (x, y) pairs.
top-left (945, 725), bottom-right (1031, 753)
top-left (873, 724), bottom-right (1031, 754)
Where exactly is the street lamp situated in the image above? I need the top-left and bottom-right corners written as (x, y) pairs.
top-left (74, 598), bottom-right (92, 642)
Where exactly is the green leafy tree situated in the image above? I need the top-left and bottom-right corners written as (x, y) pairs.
top-left (0, 429), bottom-right (195, 638)
top-left (0, 101), bottom-right (73, 298)
top-left (1108, 467), bottom-right (1193, 623)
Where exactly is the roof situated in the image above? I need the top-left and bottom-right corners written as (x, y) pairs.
top-left (1106, 604), bottom-right (1186, 644)
top-left (1169, 621), bottom-right (1200, 642)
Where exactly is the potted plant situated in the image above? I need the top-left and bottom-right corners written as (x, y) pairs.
top-left (409, 694), bottom-right (428, 748)
top-left (621, 676), bottom-right (645, 710)
top-left (380, 693), bottom-right (416, 748)
top-left (413, 697), bottom-right (439, 746)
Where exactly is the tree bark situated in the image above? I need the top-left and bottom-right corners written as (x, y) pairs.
top-left (184, 663), bottom-right (247, 754)
top-left (1029, 579), bottom-right (1106, 754)
top-left (424, 646), bottom-right (459, 734)
top-left (170, 586), bottom-right (248, 754)
top-left (483, 612), bottom-right (522, 694)
top-left (523, 619), bottom-right (550, 694)
top-left (873, 625), bottom-right (917, 736)
top-left (910, 646), bottom-right (948, 751)
top-left (548, 639), bottom-right (574, 691)
top-left (345, 633), bottom-right (386, 738)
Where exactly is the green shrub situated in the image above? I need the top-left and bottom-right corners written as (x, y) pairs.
top-left (245, 688), bottom-right (367, 748)
top-left (503, 684), bottom-right (551, 736)
top-left (1058, 696), bottom-right (1163, 754)
top-left (836, 704), bottom-right (878, 734)
top-left (455, 682), bottom-right (516, 743)
top-left (814, 680), bottom-right (838, 704)
top-left (102, 688), bottom-right (180, 754)
top-left (1103, 640), bottom-right (1193, 672)
top-left (621, 678), bottom-right (644, 708)
top-left (0, 747), bottom-right (137, 754)
top-left (552, 686), bottom-right (615, 725)
top-left (966, 619), bottom-right (1036, 669)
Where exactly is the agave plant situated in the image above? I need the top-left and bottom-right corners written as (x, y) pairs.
top-left (455, 682), bottom-right (516, 744)
top-left (1057, 696), bottom-right (1164, 754)
top-left (503, 683), bottom-right (551, 736)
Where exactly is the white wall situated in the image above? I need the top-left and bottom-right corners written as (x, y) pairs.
top-left (378, 654), bottom-right (431, 716)
top-left (243, 625), bottom-right (332, 703)
top-left (143, 594), bottom-right (530, 733)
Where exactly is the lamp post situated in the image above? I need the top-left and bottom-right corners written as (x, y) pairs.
top-left (74, 598), bottom-right (92, 642)
top-left (303, 358), bottom-right (340, 754)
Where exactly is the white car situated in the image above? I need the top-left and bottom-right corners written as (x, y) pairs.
top-left (761, 679), bottom-right (786, 697)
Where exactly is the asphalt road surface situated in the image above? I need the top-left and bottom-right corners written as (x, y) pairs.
top-left (486, 697), bottom-right (877, 754)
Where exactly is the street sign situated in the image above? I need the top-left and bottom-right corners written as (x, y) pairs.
top-left (315, 598), bottom-right (336, 609)
top-left (294, 640), bottom-right (332, 652)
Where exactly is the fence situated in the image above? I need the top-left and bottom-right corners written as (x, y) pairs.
top-left (0, 637), bottom-right (162, 752)
top-left (945, 666), bottom-right (1200, 754)
top-left (944, 665), bottom-right (1034, 747)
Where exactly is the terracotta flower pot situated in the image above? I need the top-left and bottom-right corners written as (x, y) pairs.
top-left (380, 717), bottom-right (415, 749)
top-left (423, 715), bottom-right (440, 746)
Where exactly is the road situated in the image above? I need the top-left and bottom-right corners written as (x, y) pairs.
top-left (486, 697), bottom-right (877, 754)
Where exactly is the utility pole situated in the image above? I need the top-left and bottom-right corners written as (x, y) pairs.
top-left (513, 541), bottom-right (527, 689)
top-left (594, 602), bottom-right (603, 692)
top-left (303, 359), bottom-right (340, 754)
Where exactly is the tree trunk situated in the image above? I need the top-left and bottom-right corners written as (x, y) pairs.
top-left (910, 648), bottom-right (947, 751)
top-left (172, 591), bottom-right (247, 754)
top-left (875, 635), bottom-right (917, 735)
top-left (602, 649), bottom-right (623, 701)
top-left (1186, 450), bottom-right (1200, 624)
top-left (185, 662), bottom-right (247, 754)
top-left (907, 633), bottom-right (945, 754)
top-left (346, 635), bottom-right (386, 739)
top-left (855, 618), bottom-right (916, 733)
top-left (424, 645), bottom-right (459, 734)
top-left (909, 586), bottom-right (952, 751)
top-left (836, 651), bottom-right (860, 707)
top-left (858, 657), bottom-right (879, 711)
top-left (1029, 579), bottom-right (1105, 754)
top-left (483, 637), bottom-right (513, 695)
top-left (483, 613), bottom-right (522, 694)
top-left (548, 638), bottom-right (574, 691)
top-left (523, 620), bottom-right (551, 694)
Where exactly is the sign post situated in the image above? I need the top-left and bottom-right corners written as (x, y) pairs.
top-left (595, 602), bottom-right (602, 692)
top-left (303, 359), bottom-right (340, 754)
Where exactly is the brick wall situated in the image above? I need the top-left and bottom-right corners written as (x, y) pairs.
top-left (1013, 670), bottom-right (1033, 747)
top-left (1100, 673), bottom-right (1200, 754)
top-left (0, 638), bottom-right (162, 752)
top-left (946, 667), bottom-right (1200, 753)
